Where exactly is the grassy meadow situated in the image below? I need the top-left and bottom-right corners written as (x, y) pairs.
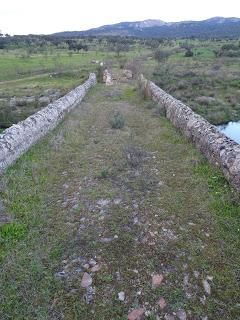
top-left (143, 39), bottom-right (240, 125)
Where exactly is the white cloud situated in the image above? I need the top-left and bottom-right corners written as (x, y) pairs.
top-left (1, 0), bottom-right (240, 35)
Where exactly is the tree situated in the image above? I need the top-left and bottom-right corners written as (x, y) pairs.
top-left (184, 49), bottom-right (194, 57)
top-left (154, 49), bottom-right (171, 64)
top-left (111, 39), bottom-right (130, 57)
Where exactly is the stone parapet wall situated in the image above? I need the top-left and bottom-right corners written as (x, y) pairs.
top-left (139, 75), bottom-right (240, 191)
top-left (0, 73), bottom-right (97, 172)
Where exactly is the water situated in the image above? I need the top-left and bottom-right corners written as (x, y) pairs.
top-left (217, 121), bottom-right (240, 144)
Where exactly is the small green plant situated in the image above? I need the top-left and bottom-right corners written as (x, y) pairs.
top-left (99, 274), bottom-right (113, 283)
top-left (0, 223), bottom-right (27, 243)
top-left (144, 101), bottom-right (155, 109)
top-left (109, 112), bottom-right (125, 129)
top-left (184, 49), bottom-right (194, 57)
top-left (154, 104), bottom-right (166, 117)
top-left (99, 168), bottom-right (109, 179)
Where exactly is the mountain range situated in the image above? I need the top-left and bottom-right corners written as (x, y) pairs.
top-left (54, 17), bottom-right (240, 39)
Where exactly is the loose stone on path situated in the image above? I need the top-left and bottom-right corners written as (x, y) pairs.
top-left (157, 297), bottom-right (167, 309)
top-left (152, 274), bottom-right (164, 288)
top-left (81, 273), bottom-right (92, 288)
top-left (176, 309), bottom-right (187, 320)
top-left (128, 308), bottom-right (145, 320)
top-left (118, 291), bottom-right (125, 301)
top-left (202, 279), bottom-right (211, 295)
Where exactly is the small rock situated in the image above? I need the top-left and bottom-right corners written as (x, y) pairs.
top-left (118, 291), bottom-right (125, 301)
top-left (103, 70), bottom-right (113, 86)
top-left (89, 259), bottom-right (97, 267)
top-left (183, 274), bottom-right (189, 286)
top-left (83, 263), bottom-right (90, 270)
top-left (202, 279), bottom-right (211, 295)
top-left (85, 286), bottom-right (95, 304)
top-left (90, 264), bottom-right (101, 272)
top-left (9, 98), bottom-right (17, 108)
top-left (72, 204), bottom-right (80, 210)
top-left (176, 309), bottom-right (187, 320)
top-left (70, 258), bottom-right (80, 265)
top-left (165, 315), bottom-right (175, 320)
top-left (200, 295), bottom-right (207, 305)
top-left (55, 271), bottom-right (67, 278)
top-left (100, 237), bottom-right (113, 243)
top-left (193, 270), bottom-right (200, 278)
top-left (183, 263), bottom-right (188, 270)
top-left (157, 297), bottom-right (166, 309)
top-left (38, 96), bottom-right (50, 106)
top-left (0, 213), bottom-right (12, 226)
top-left (81, 273), bottom-right (92, 288)
top-left (62, 259), bottom-right (68, 264)
top-left (69, 289), bottom-right (78, 295)
top-left (152, 274), bottom-right (164, 288)
top-left (0, 199), bottom-right (5, 214)
top-left (113, 198), bottom-right (122, 205)
top-left (145, 310), bottom-right (151, 316)
top-left (116, 271), bottom-right (121, 281)
top-left (123, 69), bottom-right (133, 79)
top-left (97, 199), bottom-right (110, 207)
top-left (133, 216), bottom-right (139, 224)
top-left (195, 96), bottom-right (217, 105)
top-left (114, 235), bottom-right (119, 239)
top-left (128, 308), bottom-right (145, 320)
top-left (207, 275), bottom-right (213, 281)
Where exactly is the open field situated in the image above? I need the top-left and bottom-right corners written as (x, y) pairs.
top-left (144, 39), bottom-right (240, 125)
top-left (0, 50), bottom-right (104, 127)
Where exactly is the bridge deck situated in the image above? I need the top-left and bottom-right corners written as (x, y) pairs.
top-left (1, 79), bottom-right (239, 319)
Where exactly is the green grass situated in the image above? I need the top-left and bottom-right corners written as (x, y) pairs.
top-left (146, 39), bottom-right (240, 124)
top-left (0, 51), bottom-right (106, 81)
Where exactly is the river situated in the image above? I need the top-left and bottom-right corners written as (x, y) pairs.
top-left (217, 121), bottom-right (240, 144)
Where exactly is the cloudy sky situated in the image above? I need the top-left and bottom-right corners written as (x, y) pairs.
top-left (1, 0), bottom-right (240, 35)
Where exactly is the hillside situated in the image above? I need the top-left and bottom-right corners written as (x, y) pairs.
top-left (54, 17), bottom-right (240, 38)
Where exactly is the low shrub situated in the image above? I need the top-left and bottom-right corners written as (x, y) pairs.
top-left (109, 112), bottom-right (125, 129)
top-left (184, 49), bottom-right (194, 57)
top-left (99, 168), bottom-right (110, 179)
